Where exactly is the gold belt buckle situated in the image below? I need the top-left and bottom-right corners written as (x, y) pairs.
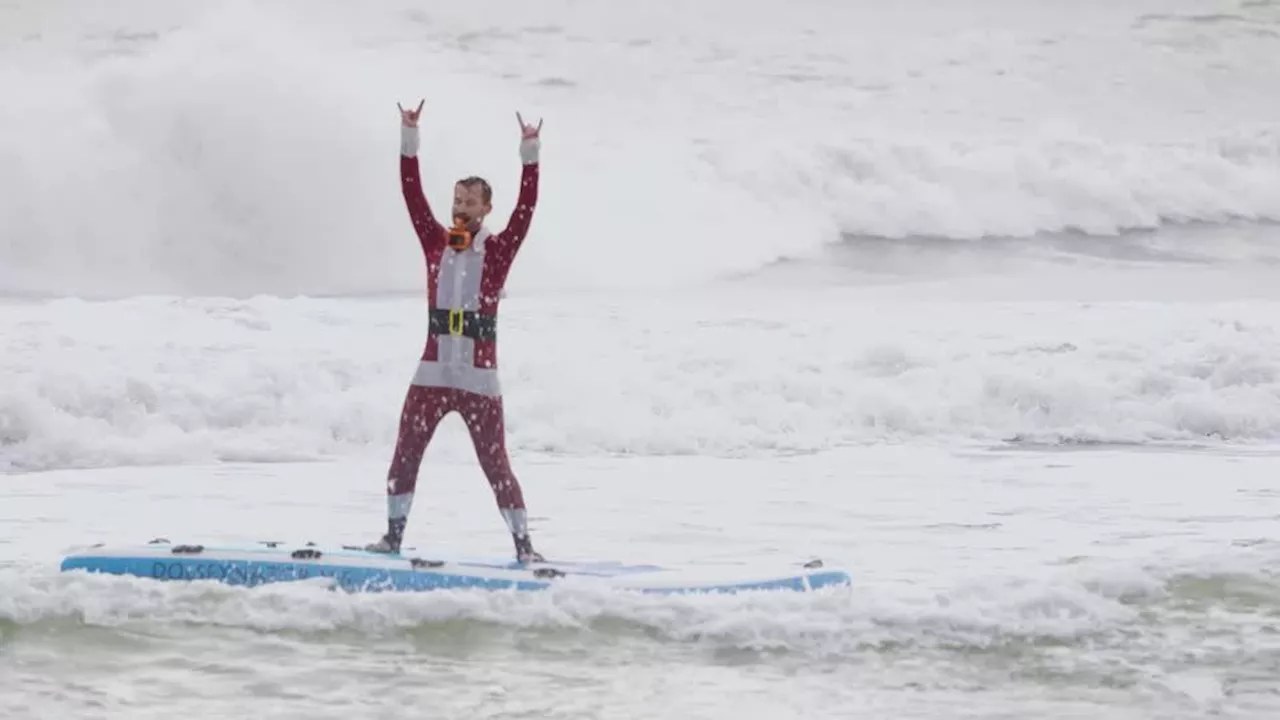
top-left (448, 308), bottom-right (464, 336)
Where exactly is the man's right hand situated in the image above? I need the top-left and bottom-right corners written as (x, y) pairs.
top-left (398, 99), bottom-right (424, 128)
top-left (399, 99), bottom-right (423, 157)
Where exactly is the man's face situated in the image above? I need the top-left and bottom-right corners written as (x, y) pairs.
top-left (453, 182), bottom-right (491, 230)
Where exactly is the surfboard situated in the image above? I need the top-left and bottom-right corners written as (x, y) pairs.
top-left (59, 538), bottom-right (852, 595)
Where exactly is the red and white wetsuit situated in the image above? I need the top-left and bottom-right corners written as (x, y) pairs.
top-left (375, 122), bottom-right (541, 559)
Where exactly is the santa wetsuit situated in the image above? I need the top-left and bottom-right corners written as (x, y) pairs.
top-left (368, 121), bottom-right (542, 561)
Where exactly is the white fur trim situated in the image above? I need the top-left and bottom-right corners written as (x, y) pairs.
top-left (501, 508), bottom-right (529, 537)
top-left (520, 136), bottom-right (540, 165)
top-left (411, 361), bottom-right (502, 397)
top-left (401, 125), bottom-right (420, 157)
top-left (387, 492), bottom-right (415, 520)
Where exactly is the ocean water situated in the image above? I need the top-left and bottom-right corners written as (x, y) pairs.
top-left (3, 0), bottom-right (1280, 718)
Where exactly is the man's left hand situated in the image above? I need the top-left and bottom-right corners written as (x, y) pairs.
top-left (517, 111), bottom-right (542, 164)
top-left (517, 111), bottom-right (543, 139)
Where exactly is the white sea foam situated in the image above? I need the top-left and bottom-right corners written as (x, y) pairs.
top-left (3, 292), bottom-right (1278, 472)
top-left (4, 2), bottom-right (1280, 718)
top-left (2, 0), bottom-right (1278, 297)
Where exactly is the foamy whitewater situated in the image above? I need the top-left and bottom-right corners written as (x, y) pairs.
top-left (3, 0), bottom-right (1280, 718)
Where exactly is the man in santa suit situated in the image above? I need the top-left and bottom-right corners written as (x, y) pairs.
top-left (366, 98), bottom-right (545, 563)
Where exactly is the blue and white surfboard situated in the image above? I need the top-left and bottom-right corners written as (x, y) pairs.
top-left (59, 539), bottom-right (852, 595)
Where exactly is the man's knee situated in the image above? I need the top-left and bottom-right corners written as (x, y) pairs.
top-left (476, 442), bottom-right (512, 478)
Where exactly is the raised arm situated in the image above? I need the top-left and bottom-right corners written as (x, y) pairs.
top-left (492, 113), bottom-right (543, 260)
top-left (398, 100), bottom-right (445, 256)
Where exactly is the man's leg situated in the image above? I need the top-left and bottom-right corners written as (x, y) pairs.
top-left (367, 384), bottom-right (450, 553)
top-left (459, 391), bottom-right (543, 562)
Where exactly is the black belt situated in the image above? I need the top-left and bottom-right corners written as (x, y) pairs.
top-left (429, 308), bottom-right (497, 341)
